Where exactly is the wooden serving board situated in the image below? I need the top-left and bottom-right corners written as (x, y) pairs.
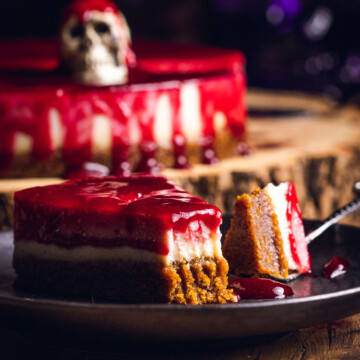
top-left (1, 89), bottom-right (360, 229)
top-left (164, 89), bottom-right (360, 225)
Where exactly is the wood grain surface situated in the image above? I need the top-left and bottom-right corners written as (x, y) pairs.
top-left (0, 314), bottom-right (359, 359)
top-left (167, 89), bottom-right (360, 226)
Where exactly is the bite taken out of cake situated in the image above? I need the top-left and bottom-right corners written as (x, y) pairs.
top-left (13, 175), bottom-right (236, 304)
top-left (223, 182), bottom-right (311, 280)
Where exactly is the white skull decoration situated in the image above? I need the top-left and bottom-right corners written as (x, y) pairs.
top-left (60, 0), bottom-right (135, 86)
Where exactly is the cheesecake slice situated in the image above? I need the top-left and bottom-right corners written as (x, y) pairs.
top-left (223, 182), bottom-right (311, 280)
top-left (13, 175), bottom-right (235, 304)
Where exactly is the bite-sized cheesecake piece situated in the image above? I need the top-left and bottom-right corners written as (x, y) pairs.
top-left (13, 175), bottom-right (235, 304)
top-left (223, 182), bottom-right (311, 280)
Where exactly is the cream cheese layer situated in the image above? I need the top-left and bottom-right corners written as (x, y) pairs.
top-left (265, 182), bottom-right (297, 270)
top-left (14, 221), bottom-right (223, 266)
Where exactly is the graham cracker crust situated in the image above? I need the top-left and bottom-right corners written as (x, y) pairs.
top-left (13, 254), bottom-right (235, 304)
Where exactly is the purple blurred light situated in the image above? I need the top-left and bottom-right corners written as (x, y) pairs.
top-left (341, 54), bottom-right (360, 84)
top-left (269, 0), bottom-right (300, 18)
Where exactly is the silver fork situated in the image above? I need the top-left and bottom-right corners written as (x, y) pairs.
top-left (305, 196), bottom-right (360, 244)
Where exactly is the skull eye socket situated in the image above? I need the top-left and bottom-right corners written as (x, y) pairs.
top-left (94, 22), bottom-right (110, 34)
top-left (70, 24), bottom-right (85, 38)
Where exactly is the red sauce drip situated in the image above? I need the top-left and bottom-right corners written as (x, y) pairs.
top-left (113, 159), bottom-right (131, 177)
top-left (61, 93), bottom-right (93, 169)
top-left (201, 136), bottom-right (218, 165)
top-left (14, 175), bottom-right (222, 254)
top-left (132, 93), bottom-right (161, 174)
top-left (237, 141), bottom-right (251, 156)
top-left (0, 41), bottom-right (247, 176)
top-left (108, 96), bottom-right (132, 176)
top-left (230, 278), bottom-right (294, 300)
top-left (199, 79), bottom-right (217, 165)
top-left (285, 182), bottom-right (312, 273)
top-left (134, 40), bottom-right (245, 75)
top-left (135, 141), bottom-right (161, 174)
top-left (173, 134), bottom-right (189, 169)
top-left (323, 257), bottom-right (349, 279)
top-left (167, 89), bottom-right (189, 169)
top-left (198, 73), bottom-right (246, 163)
top-left (0, 93), bottom-right (55, 168)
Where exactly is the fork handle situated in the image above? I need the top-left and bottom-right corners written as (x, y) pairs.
top-left (305, 197), bottom-right (360, 244)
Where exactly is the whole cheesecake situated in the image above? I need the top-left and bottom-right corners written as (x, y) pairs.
top-left (0, 39), bottom-right (246, 177)
top-left (13, 175), bottom-right (235, 304)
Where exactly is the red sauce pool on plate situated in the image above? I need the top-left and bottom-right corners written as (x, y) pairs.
top-left (322, 257), bottom-right (349, 279)
top-left (230, 278), bottom-right (294, 300)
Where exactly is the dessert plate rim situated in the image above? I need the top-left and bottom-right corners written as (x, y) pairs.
top-left (1, 218), bottom-right (360, 342)
top-left (0, 284), bottom-right (359, 310)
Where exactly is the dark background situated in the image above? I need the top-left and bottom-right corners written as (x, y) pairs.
top-left (1, 0), bottom-right (360, 101)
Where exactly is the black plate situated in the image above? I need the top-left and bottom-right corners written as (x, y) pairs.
top-left (0, 219), bottom-right (360, 344)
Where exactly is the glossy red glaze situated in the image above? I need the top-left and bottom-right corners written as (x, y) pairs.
top-left (230, 278), bottom-right (294, 300)
top-left (0, 39), bottom-right (58, 71)
top-left (134, 141), bottom-right (161, 174)
top-left (14, 175), bottom-right (222, 254)
top-left (285, 182), bottom-right (312, 274)
top-left (0, 38), bottom-right (245, 75)
top-left (173, 134), bottom-right (189, 169)
top-left (133, 40), bottom-right (245, 75)
top-left (65, 161), bottom-right (110, 179)
top-left (0, 39), bottom-right (246, 177)
top-left (322, 257), bottom-right (349, 279)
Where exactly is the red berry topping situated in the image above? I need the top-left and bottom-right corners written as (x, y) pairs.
top-left (230, 278), bottom-right (294, 300)
top-left (322, 257), bottom-right (349, 279)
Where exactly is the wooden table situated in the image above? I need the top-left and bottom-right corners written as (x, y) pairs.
top-left (1, 314), bottom-right (359, 359)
